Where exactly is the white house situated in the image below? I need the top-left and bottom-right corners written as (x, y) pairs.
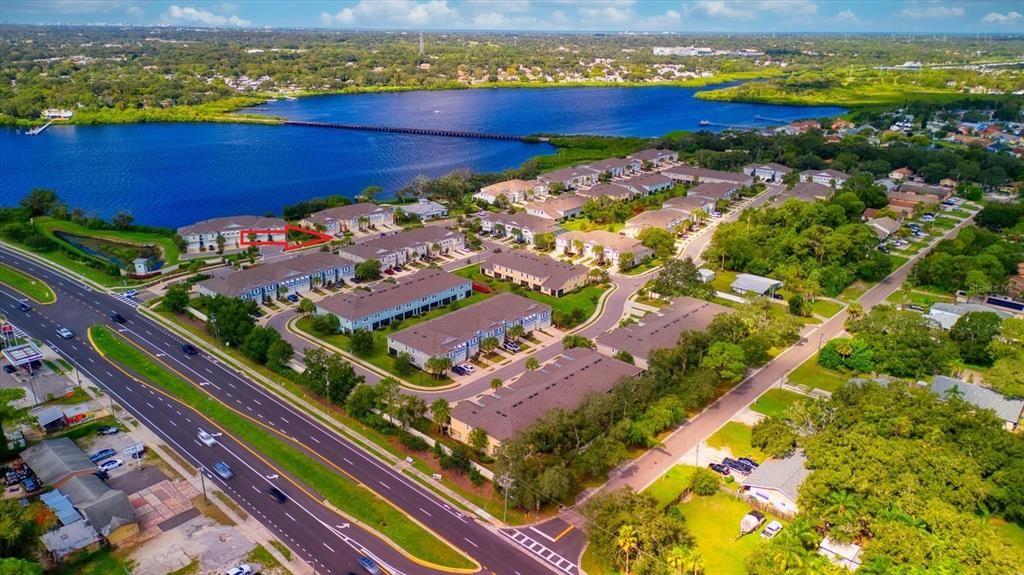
top-left (741, 451), bottom-right (809, 516)
top-left (743, 162), bottom-right (791, 183)
top-left (556, 230), bottom-right (654, 271)
top-left (473, 179), bottom-right (537, 205)
top-left (799, 169), bottom-right (849, 188)
top-left (177, 215), bottom-right (286, 254)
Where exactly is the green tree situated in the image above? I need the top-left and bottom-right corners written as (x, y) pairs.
top-left (490, 377), bottom-right (503, 391)
top-left (949, 311), bottom-right (1002, 366)
top-left (395, 394), bottom-right (427, 429)
top-left (350, 328), bottom-right (375, 356)
top-left (111, 211), bottom-right (134, 230)
top-left (0, 558), bottom-right (43, 575)
top-left (298, 298), bottom-right (316, 316)
top-left (561, 334), bottom-right (594, 349)
top-left (394, 351), bottom-right (414, 376)
top-left (354, 259), bottom-right (382, 281)
top-left (617, 251), bottom-right (635, 271)
top-left (468, 427), bottom-right (489, 453)
top-left (311, 312), bottom-right (340, 335)
top-left (751, 417), bottom-right (797, 458)
top-left (265, 338), bottom-right (294, 370)
top-left (19, 188), bottom-right (59, 217)
top-left (0, 389), bottom-right (26, 459)
top-left (525, 356), bottom-right (540, 371)
top-left (479, 336), bottom-right (499, 356)
top-left (241, 326), bottom-right (280, 364)
top-left (506, 324), bottom-right (525, 342)
top-left (702, 341), bottom-right (747, 382)
top-left (345, 384), bottom-right (380, 418)
top-left (0, 499), bottom-right (43, 560)
top-left (689, 468), bottom-right (721, 496)
top-left (637, 227), bottom-right (677, 259)
top-left (533, 232), bottom-right (556, 251)
top-left (163, 283), bottom-right (190, 313)
top-left (650, 258), bottom-right (712, 299)
top-left (616, 524), bottom-right (640, 575)
top-left (430, 398), bottom-right (450, 433)
top-left (425, 355), bottom-right (452, 378)
top-left (204, 295), bottom-right (257, 346)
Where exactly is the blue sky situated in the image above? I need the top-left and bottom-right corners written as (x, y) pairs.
top-left (4, 1), bottom-right (1023, 33)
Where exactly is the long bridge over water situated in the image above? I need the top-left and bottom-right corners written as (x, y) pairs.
top-left (283, 120), bottom-right (548, 143)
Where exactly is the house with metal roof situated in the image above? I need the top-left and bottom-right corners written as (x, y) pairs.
top-left (20, 438), bottom-right (96, 488)
top-left (925, 302), bottom-right (1013, 331)
top-left (819, 537), bottom-right (864, 571)
top-left (730, 273), bottom-right (783, 297)
top-left (449, 349), bottom-right (641, 454)
top-left (930, 375), bottom-right (1023, 430)
top-left (41, 520), bottom-right (102, 561)
top-left (741, 451), bottom-right (810, 516)
top-left (35, 406), bottom-right (68, 433)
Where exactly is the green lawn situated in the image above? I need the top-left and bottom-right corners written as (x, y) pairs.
top-left (560, 217), bottom-right (624, 234)
top-left (0, 262), bottom-right (56, 303)
top-left (453, 264), bottom-right (609, 326)
top-left (36, 217), bottom-right (181, 265)
top-left (675, 492), bottom-right (781, 575)
top-left (990, 517), bottom-right (1024, 551)
top-left (89, 326), bottom-right (474, 571)
top-left (709, 269), bottom-right (740, 294)
top-left (888, 255), bottom-right (910, 270)
top-left (620, 258), bottom-right (662, 276)
top-left (50, 415), bottom-right (122, 441)
top-left (645, 465), bottom-right (697, 509)
top-left (787, 354), bottom-right (850, 393)
top-left (810, 299), bottom-right (843, 319)
top-left (750, 389), bottom-right (806, 419)
top-left (885, 288), bottom-right (954, 308)
top-left (294, 315), bottom-right (456, 387)
top-left (706, 422), bottom-right (766, 461)
top-left (56, 549), bottom-right (133, 575)
top-left (837, 282), bottom-right (868, 304)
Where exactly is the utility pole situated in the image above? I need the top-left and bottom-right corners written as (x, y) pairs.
top-left (210, 313), bottom-right (220, 345)
top-left (498, 472), bottom-right (513, 523)
top-left (199, 467), bottom-right (209, 503)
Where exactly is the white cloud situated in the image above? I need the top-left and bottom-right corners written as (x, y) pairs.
top-left (690, 0), bottom-right (817, 22)
top-left (829, 9), bottom-right (859, 24)
top-left (982, 11), bottom-right (1023, 24)
top-left (321, 0), bottom-right (456, 27)
top-left (898, 4), bottom-right (964, 18)
top-left (162, 4), bottom-right (251, 26)
top-left (125, 5), bottom-right (143, 18)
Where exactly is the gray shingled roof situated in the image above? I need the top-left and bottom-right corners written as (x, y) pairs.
top-left (597, 297), bottom-right (730, 360)
top-left (303, 202), bottom-right (393, 227)
top-left (177, 215), bottom-right (285, 236)
top-left (20, 438), bottom-right (94, 486)
top-left (316, 268), bottom-right (470, 322)
top-left (483, 251), bottom-right (588, 293)
top-left (478, 212), bottom-right (562, 235)
top-left (931, 375), bottom-right (1024, 425)
top-left (742, 451), bottom-right (810, 503)
top-left (198, 251), bottom-right (352, 297)
top-left (340, 226), bottom-right (463, 261)
top-left (62, 475), bottom-right (135, 537)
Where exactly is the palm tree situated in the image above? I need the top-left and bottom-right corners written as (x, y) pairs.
top-left (298, 298), bottom-right (316, 316)
top-left (616, 524), bottom-right (639, 575)
top-left (425, 356), bottom-right (453, 379)
top-left (480, 336), bottom-right (499, 356)
top-left (823, 490), bottom-right (862, 537)
top-left (525, 356), bottom-right (540, 371)
top-left (506, 324), bottom-right (525, 343)
top-left (430, 398), bottom-right (450, 433)
top-left (572, 238), bottom-right (584, 256)
top-left (847, 302), bottom-right (863, 321)
top-left (666, 545), bottom-right (688, 575)
top-left (490, 378), bottom-right (502, 391)
top-left (835, 340), bottom-right (854, 359)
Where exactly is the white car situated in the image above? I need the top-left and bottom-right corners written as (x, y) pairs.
top-left (225, 564), bottom-right (253, 575)
top-left (98, 459), bottom-right (124, 472)
top-left (124, 289), bottom-right (138, 298)
top-left (198, 430), bottom-right (217, 446)
top-left (459, 363), bottom-right (475, 373)
top-left (56, 327), bottom-right (74, 339)
top-left (761, 520), bottom-right (783, 539)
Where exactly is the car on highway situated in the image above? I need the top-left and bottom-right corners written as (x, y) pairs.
top-left (181, 344), bottom-right (200, 356)
top-left (56, 327), bottom-right (74, 339)
top-left (110, 313), bottom-right (126, 323)
top-left (224, 565), bottom-right (252, 575)
top-left (357, 557), bottom-right (382, 575)
top-left (267, 486), bottom-right (287, 503)
top-left (97, 426), bottom-right (120, 436)
top-left (89, 448), bottom-right (117, 463)
top-left (212, 461), bottom-right (234, 480)
top-left (98, 459), bottom-right (124, 472)
top-left (761, 520), bottom-right (783, 539)
top-left (17, 302), bottom-right (30, 312)
top-left (198, 430), bottom-right (217, 446)
top-left (708, 462), bottom-right (730, 475)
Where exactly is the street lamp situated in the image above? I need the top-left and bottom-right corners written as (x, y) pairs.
top-left (209, 313), bottom-right (221, 345)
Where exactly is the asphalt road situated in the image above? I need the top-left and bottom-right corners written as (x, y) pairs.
top-left (0, 244), bottom-right (560, 575)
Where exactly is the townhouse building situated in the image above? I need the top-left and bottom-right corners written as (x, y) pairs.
top-left (628, 148), bottom-right (679, 167)
top-left (618, 173), bottom-right (675, 196)
top-left (387, 293), bottom-right (552, 369)
top-left (577, 183), bottom-right (635, 202)
top-left (537, 166), bottom-right (600, 192)
top-left (799, 169), bottom-right (849, 188)
top-left (340, 226), bottom-right (465, 270)
top-left (743, 162), bottom-right (792, 183)
top-left (197, 251), bottom-right (354, 302)
top-left (525, 195), bottom-right (588, 221)
top-left (315, 268), bottom-right (471, 332)
top-left (586, 157), bottom-right (642, 179)
top-left (300, 203), bottom-right (395, 235)
top-left (473, 179), bottom-right (537, 205)
top-left (623, 208), bottom-right (692, 238)
top-left (662, 166), bottom-right (754, 187)
top-left (478, 212), bottom-right (562, 244)
top-left (177, 215), bottom-right (286, 253)
top-left (555, 230), bottom-right (654, 271)
top-left (482, 250), bottom-right (590, 297)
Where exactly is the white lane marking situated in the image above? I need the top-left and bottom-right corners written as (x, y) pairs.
top-left (309, 436), bottom-right (320, 444)
top-left (463, 537), bottom-right (478, 548)
top-left (418, 507), bottom-right (432, 517)
top-left (378, 481), bottom-right (391, 490)
top-left (146, 402), bottom-right (155, 409)
top-left (342, 458), bottom-right (353, 466)
top-left (322, 543), bottom-right (335, 553)
top-left (285, 512), bottom-right (296, 522)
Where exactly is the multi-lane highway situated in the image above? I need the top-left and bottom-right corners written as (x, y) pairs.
top-left (0, 243), bottom-right (561, 575)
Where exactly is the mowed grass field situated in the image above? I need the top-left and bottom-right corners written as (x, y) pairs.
top-left (0, 262), bottom-right (56, 303)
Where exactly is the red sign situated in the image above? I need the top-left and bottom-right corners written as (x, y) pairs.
top-left (239, 224), bottom-right (333, 252)
top-left (1, 324), bottom-right (13, 334)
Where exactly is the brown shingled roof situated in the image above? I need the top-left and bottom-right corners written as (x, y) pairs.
top-left (597, 297), bottom-right (731, 360)
top-left (483, 251), bottom-right (589, 292)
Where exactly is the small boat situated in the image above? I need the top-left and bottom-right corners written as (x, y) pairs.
top-left (698, 120), bottom-right (712, 126)
top-left (433, 110), bottom-right (441, 114)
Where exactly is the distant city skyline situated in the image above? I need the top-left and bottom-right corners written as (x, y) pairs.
top-left (3, 0), bottom-right (1023, 34)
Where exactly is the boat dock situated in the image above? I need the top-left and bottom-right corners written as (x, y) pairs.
top-left (283, 120), bottom-right (547, 143)
top-left (26, 121), bottom-right (52, 136)
top-left (697, 120), bottom-right (761, 130)
top-left (753, 114), bottom-right (788, 123)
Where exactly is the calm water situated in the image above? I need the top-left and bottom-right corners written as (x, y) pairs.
top-left (0, 86), bottom-right (844, 228)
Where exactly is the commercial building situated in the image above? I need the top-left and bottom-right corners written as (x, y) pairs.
top-left (474, 179), bottom-right (537, 205)
top-left (387, 293), bottom-right (552, 369)
top-left (555, 230), bottom-right (654, 271)
top-left (315, 268), bottom-right (471, 332)
top-left (743, 162), bottom-right (791, 183)
top-left (537, 166), bottom-right (600, 191)
top-left (449, 348), bottom-right (641, 455)
top-left (618, 173), bottom-right (675, 195)
top-left (779, 181), bottom-right (834, 204)
top-left (800, 169), bottom-right (849, 188)
top-left (396, 199), bottom-right (448, 221)
top-left (623, 208), bottom-right (692, 238)
top-left (628, 148), bottom-right (679, 167)
top-left (577, 183), bottom-right (635, 202)
top-left (662, 166), bottom-right (753, 186)
top-left (478, 212), bottom-right (562, 244)
top-left (731, 273), bottom-right (783, 296)
top-left (930, 375), bottom-right (1023, 431)
top-left (482, 251), bottom-right (590, 297)
top-left (741, 451), bottom-right (810, 516)
top-left (300, 203), bottom-right (395, 235)
top-left (196, 251), bottom-right (354, 301)
top-left (177, 215), bottom-right (286, 253)
top-left (596, 297), bottom-right (730, 368)
top-left (525, 194), bottom-right (588, 221)
top-left (340, 226), bottom-right (465, 270)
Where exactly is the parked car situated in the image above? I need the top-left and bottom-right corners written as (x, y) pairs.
top-left (124, 289), bottom-right (138, 298)
top-left (268, 486), bottom-right (287, 503)
top-left (286, 294), bottom-right (299, 303)
top-left (907, 304), bottom-right (925, 312)
top-left (459, 363), bottom-right (475, 374)
top-left (110, 313), bottom-right (126, 323)
top-left (708, 463), bottom-right (730, 475)
top-left (181, 344), bottom-right (200, 356)
top-left (212, 461), bottom-right (234, 480)
top-left (761, 520), bottom-right (783, 539)
top-left (28, 360), bottom-right (42, 371)
top-left (89, 448), bottom-right (117, 463)
top-left (97, 426), bottom-right (120, 436)
top-left (877, 245), bottom-right (891, 254)
top-left (738, 457), bottom-right (759, 468)
top-left (224, 565), bottom-right (252, 575)
top-left (22, 477), bottom-right (39, 492)
top-left (98, 459), bottom-right (124, 472)
top-left (198, 430), bottom-right (217, 446)
top-left (722, 457), bottom-right (753, 475)
top-left (503, 341), bottom-right (520, 353)
top-left (771, 293), bottom-right (784, 300)
top-left (451, 365), bottom-right (467, 376)
top-left (357, 557), bottom-right (382, 575)
top-left (93, 470), bottom-right (109, 481)
top-left (2, 365), bottom-right (14, 374)
top-left (56, 327), bottom-right (74, 339)
top-left (17, 302), bottom-right (30, 312)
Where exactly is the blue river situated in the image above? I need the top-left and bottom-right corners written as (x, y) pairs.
top-left (0, 85), bottom-right (844, 228)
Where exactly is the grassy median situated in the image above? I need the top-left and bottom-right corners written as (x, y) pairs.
top-left (89, 325), bottom-right (476, 571)
top-left (0, 262), bottom-right (56, 303)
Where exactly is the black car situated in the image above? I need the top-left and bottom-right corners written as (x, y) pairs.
top-left (771, 293), bottom-right (784, 300)
top-left (268, 486), bottom-right (287, 503)
top-left (93, 470), bottom-right (109, 481)
top-left (28, 360), bottom-right (42, 371)
top-left (181, 344), bottom-right (199, 355)
top-left (907, 304), bottom-right (925, 312)
top-left (110, 313), bottom-right (126, 323)
top-left (17, 302), bottom-right (30, 312)
top-left (708, 463), bottom-right (731, 475)
top-left (722, 457), bottom-right (753, 475)
top-left (2, 365), bottom-right (14, 374)
top-left (738, 457), bottom-right (759, 468)
top-left (451, 365), bottom-right (467, 376)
